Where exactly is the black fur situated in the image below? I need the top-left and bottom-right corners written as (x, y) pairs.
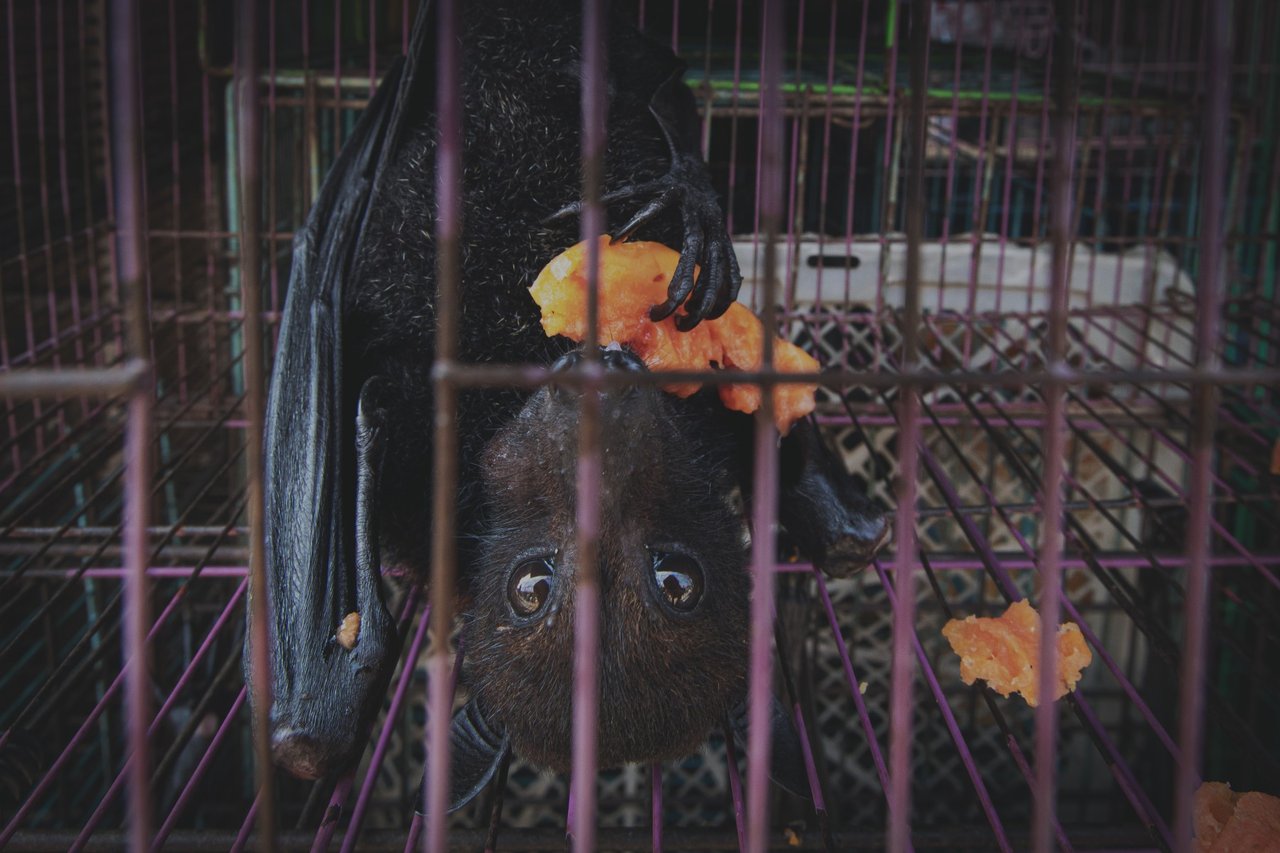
top-left (253, 0), bottom-right (888, 800)
top-left (466, 378), bottom-right (751, 771)
top-left (347, 0), bottom-right (701, 574)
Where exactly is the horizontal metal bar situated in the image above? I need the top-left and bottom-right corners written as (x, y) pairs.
top-left (0, 360), bottom-right (149, 399)
top-left (14, 552), bottom-right (1280, 581)
top-left (2, 827), bottom-right (1165, 851)
top-left (434, 361), bottom-right (1280, 390)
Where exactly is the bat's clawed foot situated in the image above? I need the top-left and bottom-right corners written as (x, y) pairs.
top-left (415, 697), bottom-right (511, 815)
top-left (779, 418), bottom-right (892, 578)
top-left (620, 155), bottom-right (742, 330)
top-left (543, 155), bottom-right (742, 330)
top-left (810, 510), bottom-right (892, 579)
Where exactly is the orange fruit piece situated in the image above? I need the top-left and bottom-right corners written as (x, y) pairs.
top-left (941, 599), bottom-right (1093, 707)
top-left (1194, 782), bottom-right (1280, 852)
top-left (530, 237), bottom-right (819, 434)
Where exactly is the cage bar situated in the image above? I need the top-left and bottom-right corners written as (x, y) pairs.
top-left (2, 1), bottom-right (1278, 850)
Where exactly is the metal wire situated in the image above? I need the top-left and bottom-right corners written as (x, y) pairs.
top-left (1, 1), bottom-right (1278, 850)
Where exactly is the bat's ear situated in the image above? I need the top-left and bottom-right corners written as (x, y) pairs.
top-left (778, 417), bottom-right (891, 577)
top-left (416, 697), bottom-right (511, 815)
top-left (727, 695), bottom-right (812, 799)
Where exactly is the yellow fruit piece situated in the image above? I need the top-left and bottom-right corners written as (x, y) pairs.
top-left (1194, 781), bottom-right (1280, 852)
top-left (530, 237), bottom-right (819, 434)
top-left (941, 599), bottom-right (1093, 707)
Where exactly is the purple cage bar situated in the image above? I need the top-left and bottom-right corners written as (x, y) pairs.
top-left (2, 0), bottom-right (1279, 851)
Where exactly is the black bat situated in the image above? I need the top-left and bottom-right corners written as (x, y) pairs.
top-left (246, 0), bottom-right (889, 814)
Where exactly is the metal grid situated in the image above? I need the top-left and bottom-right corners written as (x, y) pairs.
top-left (1, 0), bottom-right (1278, 850)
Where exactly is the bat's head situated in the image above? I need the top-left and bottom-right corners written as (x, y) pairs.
top-left (464, 345), bottom-right (751, 772)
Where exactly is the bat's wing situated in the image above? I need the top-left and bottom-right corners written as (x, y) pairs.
top-left (247, 0), bottom-right (437, 781)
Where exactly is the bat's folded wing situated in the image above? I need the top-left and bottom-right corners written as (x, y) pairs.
top-left (246, 0), bottom-right (438, 781)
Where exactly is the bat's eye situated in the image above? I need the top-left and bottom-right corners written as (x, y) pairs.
top-left (508, 558), bottom-right (555, 618)
top-left (651, 551), bottom-right (704, 613)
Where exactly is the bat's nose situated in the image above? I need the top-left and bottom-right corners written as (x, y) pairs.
top-left (601, 344), bottom-right (647, 372)
top-left (551, 345), bottom-right (647, 374)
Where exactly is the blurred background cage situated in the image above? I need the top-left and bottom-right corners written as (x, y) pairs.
top-left (1, 0), bottom-right (1278, 849)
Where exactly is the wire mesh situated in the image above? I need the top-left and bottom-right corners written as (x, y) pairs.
top-left (1, 0), bottom-right (1278, 850)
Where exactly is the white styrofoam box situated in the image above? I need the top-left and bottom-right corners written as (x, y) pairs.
top-left (732, 234), bottom-right (1196, 372)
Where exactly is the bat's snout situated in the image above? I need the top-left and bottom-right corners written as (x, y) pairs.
top-left (551, 344), bottom-right (648, 376)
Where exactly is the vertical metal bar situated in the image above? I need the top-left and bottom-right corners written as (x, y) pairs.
top-left (332, 0), bottom-right (341, 153)
top-left (811, 0), bottom-right (837, 309)
top-left (745, 1), bottom-right (781, 850)
top-left (267, 0), bottom-right (281, 324)
top-left (368, 0), bottom-right (377, 96)
top-left (887, 0), bottom-right (928, 849)
top-left (724, 0), bottom-right (743, 236)
top-left (108, 0), bottom-right (154, 846)
top-left (109, 0), bottom-right (149, 365)
top-left (570, 0), bottom-right (606, 848)
top-left (650, 762), bottom-right (662, 852)
top-left (199, 0), bottom-right (221, 407)
top-left (936, 0), bottom-right (967, 316)
top-left (54, 0), bottom-right (88, 415)
top-left (426, 0), bottom-right (461, 845)
top-left (1173, 2), bottom-right (1232, 850)
top-left (1033, 2), bottom-right (1078, 851)
top-left (124, 388), bottom-right (155, 846)
top-left (166, 0), bottom-right (187, 404)
top-left (235, 0), bottom-right (277, 848)
top-left (840, 0), bottom-right (870, 306)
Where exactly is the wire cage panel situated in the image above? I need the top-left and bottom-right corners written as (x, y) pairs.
top-left (2, 0), bottom-right (1279, 850)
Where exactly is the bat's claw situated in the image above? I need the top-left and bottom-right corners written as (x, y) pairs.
top-left (543, 159), bottom-right (741, 330)
top-left (617, 155), bottom-right (741, 329)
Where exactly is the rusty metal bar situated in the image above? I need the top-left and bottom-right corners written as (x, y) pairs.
top-left (887, 0), bottom-right (930, 849)
top-left (106, 0), bottom-right (156, 846)
top-left (745, 1), bottom-right (783, 850)
top-left (1173, 1), bottom-right (1233, 850)
top-left (234, 0), bottom-right (277, 848)
top-left (568, 0), bottom-right (607, 848)
top-left (426, 0), bottom-right (462, 846)
top-left (1033, 1), bottom-right (1080, 850)
top-left (0, 361), bottom-right (148, 399)
top-left (432, 361), bottom-right (1280, 391)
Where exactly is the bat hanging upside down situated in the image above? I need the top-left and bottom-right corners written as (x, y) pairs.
top-left (245, 0), bottom-right (890, 812)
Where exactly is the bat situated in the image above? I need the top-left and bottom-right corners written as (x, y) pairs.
top-left (246, 0), bottom-right (890, 813)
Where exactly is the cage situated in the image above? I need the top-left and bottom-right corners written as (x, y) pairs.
top-left (1, 0), bottom-right (1278, 850)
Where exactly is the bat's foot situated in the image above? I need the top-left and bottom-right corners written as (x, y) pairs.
top-left (779, 418), bottom-right (892, 578)
top-left (544, 154), bottom-right (742, 330)
top-left (414, 697), bottom-right (510, 815)
top-left (811, 510), bottom-right (892, 579)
